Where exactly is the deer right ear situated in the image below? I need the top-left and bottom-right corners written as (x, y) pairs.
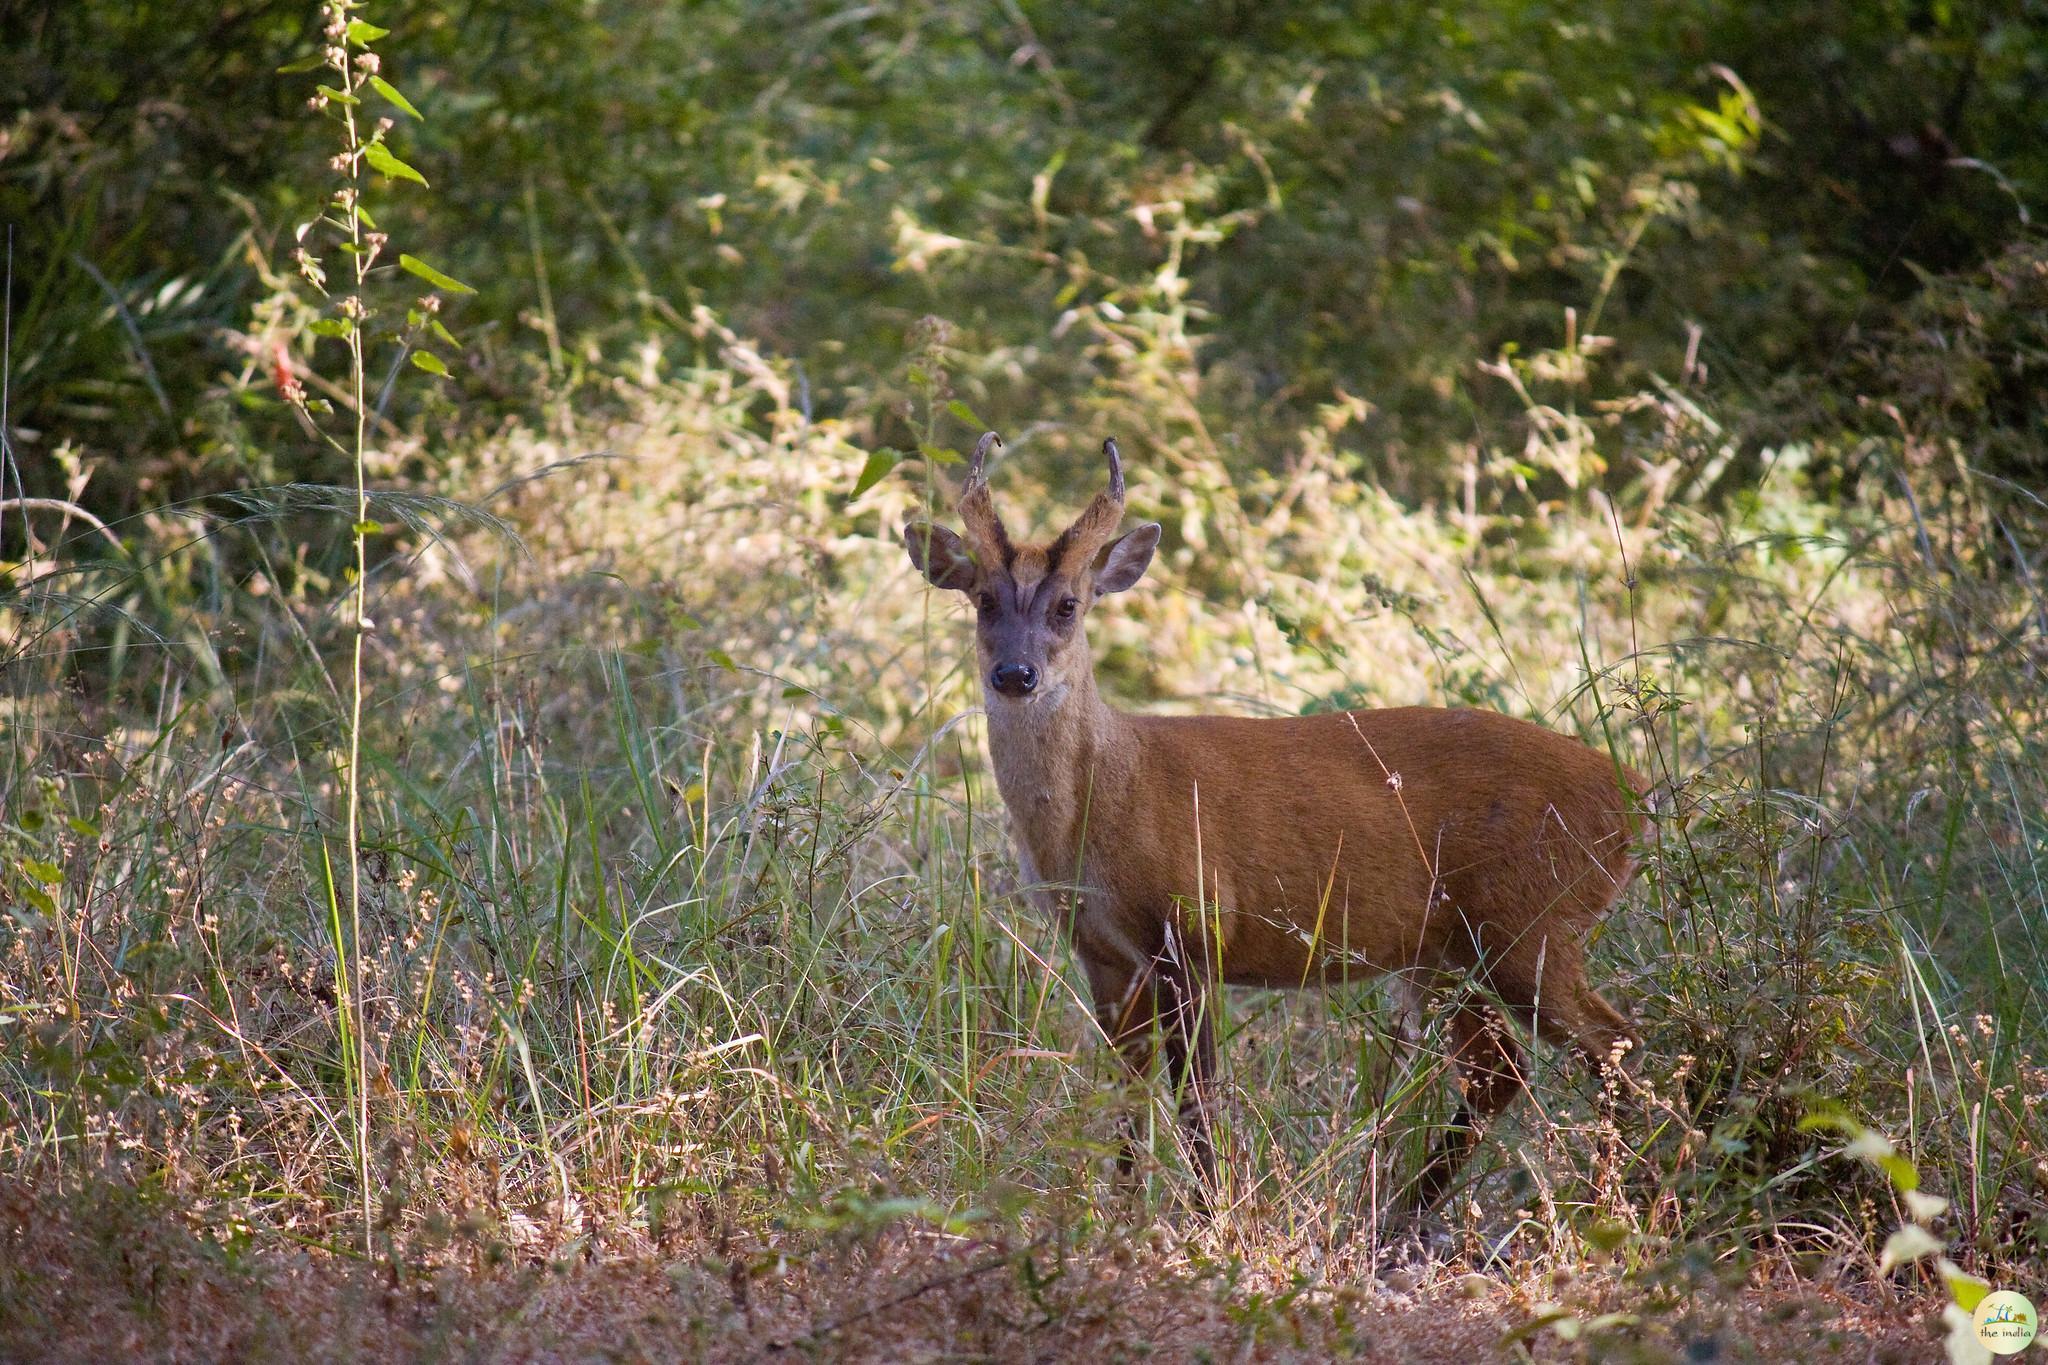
top-left (1092, 522), bottom-right (1160, 595)
top-left (903, 521), bottom-right (978, 592)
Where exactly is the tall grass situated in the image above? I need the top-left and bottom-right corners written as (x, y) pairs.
top-left (3, 307), bottom-right (2043, 1321)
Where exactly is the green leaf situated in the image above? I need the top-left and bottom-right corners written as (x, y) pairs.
top-left (355, 201), bottom-right (378, 230)
top-left (430, 319), bottom-right (459, 347)
top-left (345, 19), bottom-right (391, 45)
top-left (1583, 1217), bottom-right (1632, 1253)
top-left (850, 447), bottom-right (901, 498)
top-left (708, 649), bottom-right (738, 672)
top-left (20, 859), bottom-right (62, 886)
top-left (363, 142), bottom-right (427, 187)
top-left (368, 75), bottom-right (421, 120)
top-left (66, 817), bottom-right (101, 839)
top-left (1877, 1151), bottom-right (1921, 1193)
top-left (398, 253), bottom-right (474, 294)
top-left (19, 884), bottom-right (55, 916)
top-left (944, 399), bottom-right (984, 429)
top-left (918, 442), bottom-right (962, 466)
top-left (310, 318), bottom-right (351, 338)
top-left (1498, 1307), bottom-right (1576, 1347)
top-left (277, 54), bottom-right (327, 74)
top-left (19, 810), bottom-right (46, 833)
top-left (351, 521), bottom-right (384, 537)
top-left (316, 84), bottom-right (359, 106)
top-left (410, 350), bottom-right (450, 377)
top-left (1796, 1110), bottom-right (1862, 1137)
top-left (1943, 1263), bottom-right (1992, 1313)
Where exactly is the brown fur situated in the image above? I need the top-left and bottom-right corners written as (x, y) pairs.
top-left (905, 436), bottom-right (1643, 1213)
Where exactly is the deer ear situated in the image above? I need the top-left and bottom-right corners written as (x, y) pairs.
top-left (1092, 522), bottom-right (1160, 595)
top-left (903, 521), bottom-right (978, 592)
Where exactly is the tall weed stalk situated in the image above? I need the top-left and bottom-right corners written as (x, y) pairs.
top-left (277, 0), bottom-right (468, 1248)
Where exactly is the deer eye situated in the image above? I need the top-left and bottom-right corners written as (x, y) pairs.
top-left (1054, 596), bottom-right (1079, 621)
top-left (977, 591), bottom-right (998, 614)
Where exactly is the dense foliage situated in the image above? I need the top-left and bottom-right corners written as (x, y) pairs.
top-left (6, 0), bottom-right (2045, 514)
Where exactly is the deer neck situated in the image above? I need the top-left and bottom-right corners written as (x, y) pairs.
top-left (981, 666), bottom-right (1129, 889)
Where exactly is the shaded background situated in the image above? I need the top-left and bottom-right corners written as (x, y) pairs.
top-left (6, 0), bottom-right (2045, 516)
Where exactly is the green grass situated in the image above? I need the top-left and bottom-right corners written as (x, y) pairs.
top-left (4, 326), bottom-right (2044, 1350)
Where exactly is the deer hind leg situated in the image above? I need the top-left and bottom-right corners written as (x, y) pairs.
top-left (1529, 967), bottom-right (1638, 1169)
top-left (1537, 982), bottom-right (1636, 1079)
top-left (1502, 946), bottom-right (1642, 1205)
top-left (1407, 999), bottom-right (1527, 1215)
top-left (1483, 936), bottom-right (1641, 1200)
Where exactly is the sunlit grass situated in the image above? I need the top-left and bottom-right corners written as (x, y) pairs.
top-left (4, 327), bottom-right (2043, 1350)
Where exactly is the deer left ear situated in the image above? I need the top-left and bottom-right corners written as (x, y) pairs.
top-left (1092, 522), bottom-right (1160, 595)
top-left (904, 521), bottom-right (978, 592)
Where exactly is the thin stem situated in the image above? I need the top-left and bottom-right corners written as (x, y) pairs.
top-left (336, 13), bottom-right (374, 1255)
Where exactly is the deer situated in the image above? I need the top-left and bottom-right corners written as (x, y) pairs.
top-left (903, 432), bottom-right (1645, 1216)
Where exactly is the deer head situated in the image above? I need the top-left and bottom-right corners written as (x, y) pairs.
top-left (904, 433), bottom-right (1162, 709)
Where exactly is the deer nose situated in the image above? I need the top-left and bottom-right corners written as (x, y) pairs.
top-left (990, 662), bottom-right (1039, 696)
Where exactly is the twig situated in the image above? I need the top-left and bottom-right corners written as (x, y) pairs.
top-left (0, 497), bottom-right (126, 555)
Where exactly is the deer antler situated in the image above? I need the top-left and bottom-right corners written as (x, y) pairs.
top-left (957, 431), bottom-right (1012, 565)
top-left (1053, 437), bottom-right (1128, 566)
top-left (965, 430), bottom-right (1002, 485)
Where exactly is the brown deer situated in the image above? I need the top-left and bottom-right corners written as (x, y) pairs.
top-left (904, 432), bottom-right (1644, 1213)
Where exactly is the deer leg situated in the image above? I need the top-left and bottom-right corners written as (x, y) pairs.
top-left (1154, 942), bottom-right (1218, 1194)
top-left (1528, 977), bottom-right (1639, 1198)
top-left (1082, 952), bottom-right (1158, 1179)
top-left (1407, 1000), bottom-right (1526, 1215)
top-left (1082, 928), bottom-right (1219, 1202)
top-left (1535, 984), bottom-right (1637, 1080)
top-left (1484, 938), bottom-right (1641, 1201)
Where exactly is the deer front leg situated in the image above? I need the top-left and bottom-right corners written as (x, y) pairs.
top-left (1405, 999), bottom-right (1527, 1217)
top-left (1079, 916), bottom-right (1218, 1207)
top-left (1155, 930), bottom-right (1218, 1195)
top-left (1081, 949), bottom-right (1158, 1180)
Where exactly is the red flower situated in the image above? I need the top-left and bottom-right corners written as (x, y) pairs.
top-left (271, 336), bottom-right (305, 403)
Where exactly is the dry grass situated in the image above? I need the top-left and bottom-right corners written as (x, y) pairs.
top-left (0, 1178), bottom-right (1936, 1363)
top-left (5, 327), bottom-right (2045, 1358)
